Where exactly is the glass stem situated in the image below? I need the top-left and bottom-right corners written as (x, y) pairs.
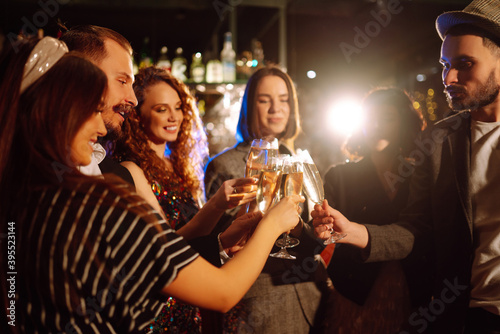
top-left (282, 233), bottom-right (288, 248)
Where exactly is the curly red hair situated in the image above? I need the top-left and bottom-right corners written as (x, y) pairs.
top-left (114, 67), bottom-right (208, 202)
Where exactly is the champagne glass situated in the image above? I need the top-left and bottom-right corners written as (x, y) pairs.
top-left (255, 156), bottom-right (282, 213)
top-left (297, 149), bottom-right (347, 245)
top-left (244, 137), bottom-right (279, 212)
top-left (270, 156), bottom-right (302, 260)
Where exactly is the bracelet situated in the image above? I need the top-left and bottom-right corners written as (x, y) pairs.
top-left (217, 232), bottom-right (233, 264)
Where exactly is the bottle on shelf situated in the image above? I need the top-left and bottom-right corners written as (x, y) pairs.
top-left (156, 46), bottom-right (171, 72)
top-left (139, 37), bottom-right (153, 69)
top-left (251, 38), bottom-right (265, 71)
top-left (206, 57), bottom-right (223, 83)
top-left (220, 32), bottom-right (236, 82)
top-left (236, 50), bottom-right (253, 80)
top-left (171, 47), bottom-right (188, 82)
top-left (132, 57), bottom-right (139, 75)
top-left (190, 52), bottom-right (205, 83)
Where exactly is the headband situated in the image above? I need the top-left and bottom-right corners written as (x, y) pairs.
top-left (20, 37), bottom-right (69, 94)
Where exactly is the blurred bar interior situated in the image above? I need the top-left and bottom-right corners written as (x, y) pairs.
top-left (1, 0), bottom-right (470, 173)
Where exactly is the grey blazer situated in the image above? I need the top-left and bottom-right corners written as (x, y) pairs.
top-left (366, 111), bottom-right (474, 333)
top-left (204, 142), bottom-right (329, 334)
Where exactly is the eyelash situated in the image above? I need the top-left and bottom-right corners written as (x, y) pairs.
top-left (441, 62), bottom-right (472, 70)
top-left (457, 62), bottom-right (472, 70)
top-left (258, 100), bottom-right (289, 103)
top-left (157, 107), bottom-right (183, 112)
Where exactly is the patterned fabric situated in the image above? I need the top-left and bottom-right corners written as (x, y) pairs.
top-left (16, 182), bottom-right (198, 333)
top-left (436, 0), bottom-right (500, 41)
top-left (146, 173), bottom-right (202, 334)
top-left (151, 176), bottom-right (198, 230)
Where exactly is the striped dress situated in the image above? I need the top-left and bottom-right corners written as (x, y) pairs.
top-left (16, 181), bottom-right (198, 333)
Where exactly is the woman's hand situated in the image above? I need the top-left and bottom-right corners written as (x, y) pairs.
top-left (262, 195), bottom-right (304, 235)
top-left (211, 177), bottom-right (257, 210)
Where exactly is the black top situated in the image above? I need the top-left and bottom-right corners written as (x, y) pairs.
top-left (324, 158), bottom-right (433, 307)
top-left (99, 155), bottom-right (135, 189)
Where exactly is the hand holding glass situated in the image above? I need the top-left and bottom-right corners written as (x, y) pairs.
top-left (245, 137), bottom-right (279, 212)
top-left (297, 149), bottom-right (346, 244)
top-left (269, 156), bottom-right (302, 259)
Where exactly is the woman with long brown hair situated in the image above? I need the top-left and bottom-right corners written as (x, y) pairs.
top-left (321, 87), bottom-right (432, 332)
top-left (204, 65), bottom-right (329, 333)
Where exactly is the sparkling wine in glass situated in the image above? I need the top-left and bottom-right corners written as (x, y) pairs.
top-left (297, 149), bottom-right (346, 244)
top-left (270, 156), bottom-right (302, 260)
top-left (255, 163), bottom-right (281, 213)
top-left (244, 137), bottom-right (279, 212)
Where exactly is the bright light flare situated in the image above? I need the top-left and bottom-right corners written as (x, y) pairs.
top-left (307, 70), bottom-right (316, 79)
top-left (326, 98), bottom-right (364, 138)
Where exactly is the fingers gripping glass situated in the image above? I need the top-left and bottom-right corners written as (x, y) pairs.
top-left (297, 149), bottom-right (346, 244)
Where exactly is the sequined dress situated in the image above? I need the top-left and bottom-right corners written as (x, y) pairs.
top-left (146, 176), bottom-right (201, 334)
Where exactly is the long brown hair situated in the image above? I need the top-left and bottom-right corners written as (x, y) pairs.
top-left (0, 39), bottom-right (108, 219)
top-left (0, 37), bottom-right (108, 333)
top-left (343, 87), bottom-right (426, 160)
top-left (114, 66), bottom-right (208, 202)
top-left (236, 65), bottom-right (301, 149)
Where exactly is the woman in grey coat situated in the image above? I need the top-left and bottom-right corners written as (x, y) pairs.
top-left (204, 65), bottom-right (330, 334)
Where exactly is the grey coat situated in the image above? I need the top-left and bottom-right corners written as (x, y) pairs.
top-left (204, 142), bottom-right (330, 334)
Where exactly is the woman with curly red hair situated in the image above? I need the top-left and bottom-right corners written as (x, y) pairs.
top-left (113, 66), bottom-right (255, 332)
top-left (114, 66), bottom-right (207, 225)
top-left (114, 66), bottom-right (254, 236)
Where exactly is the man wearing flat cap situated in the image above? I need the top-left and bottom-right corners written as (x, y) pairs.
top-left (312, 0), bottom-right (500, 332)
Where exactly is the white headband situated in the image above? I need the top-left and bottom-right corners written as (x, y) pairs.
top-left (20, 37), bottom-right (69, 94)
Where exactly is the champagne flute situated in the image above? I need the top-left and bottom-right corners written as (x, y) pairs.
top-left (255, 157), bottom-right (282, 213)
top-left (270, 156), bottom-right (302, 260)
top-left (297, 149), bottom-right (347, 245)
top-left (244, 137), bottom-right (279, 212)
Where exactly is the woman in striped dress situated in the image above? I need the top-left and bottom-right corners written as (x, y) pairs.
top-left (0, 37), bottom-right (303, 334)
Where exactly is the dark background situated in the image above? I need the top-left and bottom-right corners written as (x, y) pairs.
top-left (1, 0), bottom-right (471, 171)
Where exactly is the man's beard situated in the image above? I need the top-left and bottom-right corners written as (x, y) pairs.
top-left (103, 121), bottom-right (122, 142)
top-left (445, 70), bottom-right (500, 112)
top-left (102, 104), bottom-right (133, 142)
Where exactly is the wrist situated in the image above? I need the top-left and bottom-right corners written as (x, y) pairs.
top-left (345, 222), bottom-right (369, 249)
top-left (289, 218), bottom-right (303, 237)
top-left (259, 215), bottom-right (284, 240)
top-left (204, 196), bottom-right (226, 213)
top-left (218, 232), bottom-right (233, 263)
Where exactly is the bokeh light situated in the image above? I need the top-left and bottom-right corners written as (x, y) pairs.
top-left (326, 98), bottom-right (363, 138)
top-left (416, 74), bottom-right (427, 82)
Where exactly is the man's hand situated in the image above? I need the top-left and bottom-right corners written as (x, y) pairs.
top-left (311, 200), bottom-right (335, 240)
top-left (220, 211), bottom-right (262, 256)
top-left (311, 199), bottom-right (369, 248)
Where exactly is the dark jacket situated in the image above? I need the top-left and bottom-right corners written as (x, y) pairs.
top-left (324, 158), bottom-right (433, 308)
top-left (366, 111), bottom-right (474, 333)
